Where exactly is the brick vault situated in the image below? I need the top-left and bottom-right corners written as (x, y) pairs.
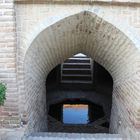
top-left (0, 0), bottom-right (140, 140)
top-left (23, 11), bottom-right (140, 139)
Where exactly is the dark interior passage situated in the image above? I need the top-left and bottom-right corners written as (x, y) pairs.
top-left (46, 54), bottom-right (113, 92)
top-left (46, 53), bottom-right (113, 133)
top-left (49, 99), bottom-right (106, 125)
top-left (48, 99), bottom-right (110, 133)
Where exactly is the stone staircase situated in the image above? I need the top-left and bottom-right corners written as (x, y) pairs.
top-left (23, 132), bottom-right (124, 140)
top-left (61, 53), bottom-right (93, 84)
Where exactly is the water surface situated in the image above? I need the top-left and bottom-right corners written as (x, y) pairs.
top-left (63, 104), bottom-right (89, 124)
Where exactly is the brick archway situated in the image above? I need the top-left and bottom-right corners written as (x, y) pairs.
top-left (23, 11), bottom-right (140, 138)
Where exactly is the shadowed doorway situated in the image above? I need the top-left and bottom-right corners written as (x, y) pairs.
top-left (46, 53), bottom-right (113, 133)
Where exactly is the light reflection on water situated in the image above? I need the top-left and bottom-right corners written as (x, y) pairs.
top-left (63, 104), bottom-right (89, 124)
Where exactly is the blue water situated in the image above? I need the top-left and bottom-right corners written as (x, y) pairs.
top-left (63, 107), bottom-right (89, 124)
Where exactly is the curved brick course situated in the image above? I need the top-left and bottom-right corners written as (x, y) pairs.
top-left (0, 0), bottom-right (140, 140)
top-left (23, 11), bottom-right (140, 139)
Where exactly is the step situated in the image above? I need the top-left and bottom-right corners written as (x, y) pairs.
top-left (63, 68), bottom-right (91, 71)
top-left (24, 132), bottom-right (123, 140)
top-left (64, 59), bottom-right (90, 63)
top-left (61, 80), bottom-right (93, 84)
top-left (62, 69), bottom-right (92, 75)
top-left (63, 63), bottom-right (91, 69)
top-left (62, 74), bottom-right (92, 77)
top-left (61, 53), bottom-right (93, 85)
top-left (73, 56), bottom-right (89, 58)
top-left (68, 57), bottom-right (90, 60)
top-left (62, 76), bottom-right (92, 81)
top-left (63, 63), bottom-right (91, 65)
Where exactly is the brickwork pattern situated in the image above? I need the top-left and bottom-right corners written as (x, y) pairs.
top-left (0, 0), bottom-right (19, 129)
top-left (14, 0), bottom-right (140, 5)
top-left (24, 132), bottom-right (124, 140)
top-left (23, 11), bottom-right (140, 139)
top-left (0, 1), bottom-right (140, 140)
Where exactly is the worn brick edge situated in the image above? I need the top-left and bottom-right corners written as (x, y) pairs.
top-left (14, 0), bottom-right (140, 6)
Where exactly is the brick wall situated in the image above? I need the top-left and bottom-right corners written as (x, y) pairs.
top-left (14, 0), bottom-right (140, 5)
top-left (0, 0), bottom-right (20, 128)
top-left (22, 10), bottom-right (140, 139)
top-left (0, 1), bottom-right (140, 140)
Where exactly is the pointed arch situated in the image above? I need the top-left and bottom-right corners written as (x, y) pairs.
top-left (23, 11), bottom-right (140, 139)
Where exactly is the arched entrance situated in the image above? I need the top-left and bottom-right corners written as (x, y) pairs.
top-left (23, 11), bottom-right (140, 139)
